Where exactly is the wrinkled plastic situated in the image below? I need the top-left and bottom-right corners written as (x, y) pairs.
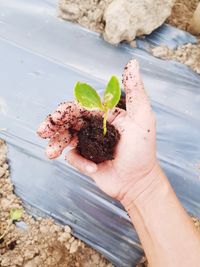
top-left (0, 1), bottom-right (200, 266)
top-left (137, 23), bottom-right (197, 50)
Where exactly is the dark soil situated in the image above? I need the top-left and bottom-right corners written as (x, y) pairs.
top-left (76, 116), bottom-right (120, 164)
top-left (7, 240), bottom-right (17, 250)
top-left (116, 93), bottom-right (126, 110)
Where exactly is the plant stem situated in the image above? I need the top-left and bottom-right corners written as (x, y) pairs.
top-left (0, 220), bottom-right (12, 240)
top-left (103, 109), bottom-right (109, 136)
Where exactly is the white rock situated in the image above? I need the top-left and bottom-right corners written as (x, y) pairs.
top-left (103, 0), bottom-right (175, 44)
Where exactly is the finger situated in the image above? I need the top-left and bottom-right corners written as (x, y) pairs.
top-left (37, 102), bottom-right (82, 139)
top-left (51, 102), bottom-right (80, 125)
top-left (37, 102), bottom-right (80, 139)
top-left (45, 129), bottom-right (71, 159)
top-left (69, 136), bottom-right (78, 147)
top-left (66, 149), bottom-right (98, 175)
top-left (51, 101), bottom-right (102, 125)
top-left (37, 115), bottom-right (60, 139)
top-left (111, 112), bottom-right (126, 134)
top-left (123, 59), bottom-right (152, 121)
top-left (37, 101), bottom-right (102, 139)
top-left (107, 107), bottom-right (126, 123)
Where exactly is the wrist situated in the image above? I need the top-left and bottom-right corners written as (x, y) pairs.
top-left (121, 162), bottom-right (164, 211)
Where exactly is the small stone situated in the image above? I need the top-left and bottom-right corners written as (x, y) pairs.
top-left (91, 253), bottom-right (100, 264)
top-left (24, 260), bottom-right (38, 267)
top-left (52, 248), bottom-right (63, 262)
top-left (59, 3), bottom-right (80, 20)
top-left (130, 40), bottom-right (137, 48)
top-left (58, 232), bottom-right (71, 243)
top-left (0, 154), bottom-right (6, 165)
top-left (69, 236), bottom-right (75, 243)
top-left (13, 255), bottom-right (24, 265)
top-left (24, 250), bottom-right (36, 259)
top-left (65, 243), bottom-right (70, 250)
top-left (1, 257), bottom-right (11, 266)
top-left (64, 225), bottom-right (71, 233)
top-left (69, 240), bottom-right (78, 253)
top-left (1, 198), bottom-right (11, 209)
top-left (40, 225), bottom-right (49, 234)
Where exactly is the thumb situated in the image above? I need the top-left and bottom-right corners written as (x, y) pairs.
top-left (66, 149), bottom-right (98, 175)
top-left (123, 59), bottom-right (152, 125)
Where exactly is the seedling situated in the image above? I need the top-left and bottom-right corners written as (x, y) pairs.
top-left (0, 208), bottom-right (23, 241)
top-left (74, 76), bottom-right (121, 135)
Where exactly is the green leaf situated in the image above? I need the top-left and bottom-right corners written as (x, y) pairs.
top-left (10, 209), bottom-right (23, 221)
top-left (104, 76), bottom-right (121, 109)
top-left (74, 82), bottom-right (103, 110)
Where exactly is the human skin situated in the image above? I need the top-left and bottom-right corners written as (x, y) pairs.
top-left (37, 60), bottom-right (200, 267)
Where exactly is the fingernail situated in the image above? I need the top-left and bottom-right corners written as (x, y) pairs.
top-left (86, 165), bottom-right (97, 174)
top-left (46, 147), bottom-right (60, 159)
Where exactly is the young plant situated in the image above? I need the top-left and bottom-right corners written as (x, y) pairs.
top-left (74, 76), bottom-right (121, 135)
top-left (0, 208), bottom-right (23, 241)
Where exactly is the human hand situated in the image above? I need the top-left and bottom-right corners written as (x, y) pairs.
top-left (37, 59), bottom-right (158, 201)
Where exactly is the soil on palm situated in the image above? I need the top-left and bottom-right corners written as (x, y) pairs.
top-left (77, 116), bottom-right (120, 164)
top-left (116, 94), bottom-right (126, 110)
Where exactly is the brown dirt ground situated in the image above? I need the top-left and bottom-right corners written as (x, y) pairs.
top-left (151, 42), bottom-right (200, 74)
top-left (0, 140), bottom-right (113, 267)
top-left (152, 0), bottom-right (200, 74)
top-left (167, 0), bottom-right (200, 31)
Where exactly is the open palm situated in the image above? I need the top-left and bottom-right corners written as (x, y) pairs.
top-left (37, 60), bottom-right (157, 201)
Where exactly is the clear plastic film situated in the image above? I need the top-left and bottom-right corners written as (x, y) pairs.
top-left (0, 1), bottom-right (200, 266)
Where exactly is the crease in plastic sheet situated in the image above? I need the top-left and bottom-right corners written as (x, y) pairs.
top-left (0, 1), bottom-right (200, 266)
top-left (136, 23), bottom-right (197, 50)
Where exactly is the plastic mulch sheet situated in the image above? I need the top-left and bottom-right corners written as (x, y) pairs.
top-left (0, 1), bottom-right (200, 266)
